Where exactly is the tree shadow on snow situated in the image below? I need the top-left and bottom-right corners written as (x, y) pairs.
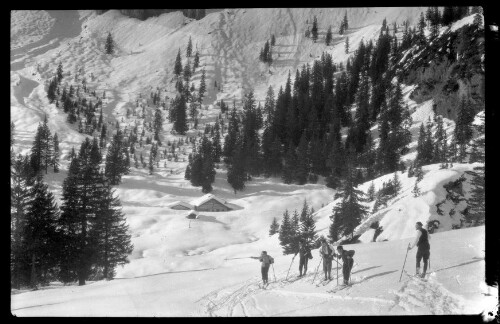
top-left (431, 258), bottom-right (483, 274)
top-left (363, 270), bottom-right (398, 281)
top-left (351, 265), bottom-right (382, 275)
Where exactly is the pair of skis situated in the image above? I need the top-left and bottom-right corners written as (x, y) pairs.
top-left (327, 283), bottom-right (352, 293)
top-left (403, 269), bottom-right (429, 281)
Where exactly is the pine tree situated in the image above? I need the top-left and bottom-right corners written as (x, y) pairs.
top-left (278, 210), bottom-right (292, 254)
top-left (198, 68), bottom-right (206, 104)
top-left (173, 94), bottom-right (188, 134)
top-left (345, 36), bottom-right (350, 54)
top-left (153, 108), bottom-right (163, 141)
top-left (193, 51), bottom-right (200, 70)
top-left (271, 34), bottom-right (276, 46)
top-left (300, 206), bottom-right (318, 248)
top-left (105, 32), bottom-right (114, 54)
top-left (311, 16), bottom-right (318, 42)
top-left (288, 210), bottom-right (301, 254)
top-left (223, 107), bottom-right (240, 163)
top-left (412, 180), bottom-right (421, 197)
top-left (174, 49), bottom-right (183, 77)
top-left (29, 119), bottom-right (53, 176)
top-left (24, 176), bottom-right (60, 288)
top-left (52, 133), bottom-right (60, 173)
top-left (58, 138), bottom-right (102, 285)
top-left (227, 138), bottom-right (246, 192)
top-left (212, 121), bottom-right (222, 162)
top-left (367, 181), bottom-right (376, 201)
top-left (186, 36), bottom-right (193, 58)
top-left (92, 182), bottom-right (133, 280)
top-left (330, 174), bottom-right (368, 242)
top-left (392, 172), bottom-right (402, 196)
top-left (455, 97), bottom-right (475, 161)
top-left (465, 113), bottom-right (485, 225)
top-left (342, 11), bottom-right (349, 32)
top-left (56, 62), bottom-right (64, 84)
top-left (148, 146), bottom-right (155, 175)
top-left (418, 12), bottom-right (426, 42)
top-left (295, 132), bottom-right (310, 185)
top-left (282, 142), bottom-right (297, 184)
top-left (11, 154), bottom-right (34, 289)
top-left (182, 59), bottom-right (192, 81)
top-left (325, 25), bottom-right (333, 45)
top-left (105, 129), bottom-right (129, 185)
top-left (269, 217), bottom-right (280, 236)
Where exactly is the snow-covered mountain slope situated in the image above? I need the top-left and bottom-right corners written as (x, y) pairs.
top-left (313, 163), bottom-right (481, 244)
top-left (10, 9), bottom-right (490, 316)
top-left (11, 225), bottom-right (495, 317)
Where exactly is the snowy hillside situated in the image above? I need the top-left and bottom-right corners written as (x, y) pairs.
top-left (11, 225), bottom-right (494, 316)
top-left (10, 9), bottom-right (491, 316)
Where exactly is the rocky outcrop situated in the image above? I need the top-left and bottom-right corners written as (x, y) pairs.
top-left (398, 19), bottom-right (484, 121)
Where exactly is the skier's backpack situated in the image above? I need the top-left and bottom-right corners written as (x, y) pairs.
top-left (269, 256), bottom-right (274, 264)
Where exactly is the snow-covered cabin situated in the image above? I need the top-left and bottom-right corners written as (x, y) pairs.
top-left (168, 201), bottom-right (194, 210)
top-left (186, 210), bottom-right (199, 219)
top-left (191, 194), bottom-right (232, 212)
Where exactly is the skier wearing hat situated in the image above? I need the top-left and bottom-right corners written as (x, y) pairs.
top-left (335, 245), bottom-right (355, 285)
top-left (251, 251), bottom-right (274, 285)
top-left (407, 221), bottom-right (431, 278)
top-left (319, 238), bottom-right (334, 280)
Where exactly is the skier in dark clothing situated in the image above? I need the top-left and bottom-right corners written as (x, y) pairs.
top-left (319, 238), bottom-right (334, 280)
top-left (408, 221), bottom-right (431, 278)
top-left (335, 246), bottom-right (355, 285)
top-left (251, 251), bottom-right (274, 285)
top-left (295, 241), bottom-right (312, 277)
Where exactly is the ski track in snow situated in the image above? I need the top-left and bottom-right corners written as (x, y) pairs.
top-left (392, 274), bottom-right (466, 314)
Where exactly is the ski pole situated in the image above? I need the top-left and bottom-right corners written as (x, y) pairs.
top-left (399, 243), bottom-right (411, 282)
top-left (224, 257), bottom-right (252, 261)
top-left (312, 257), bottom-right (322, 283)
top-left (285, 255), bottom-right (296, 281)
top-left (272, 264), bottom-right (276, 282)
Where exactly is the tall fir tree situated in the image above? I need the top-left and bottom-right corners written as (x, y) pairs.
top-left (24, 176), bottom-right (60, 288)
top-left (325, 25), bottom-right (333, 45)
top-left (198, 68), bottom-right (206, 104)
top-left (92, 181), bottom-right (133, 280)
top-left (269, 217), bottom-right (280, 236)
top-left (311, 16), bottom-right (318, 42)
top-left (174, 49), bottom-right (183, 77)
top-left (329, 171), bottom-right (368, 242)
top-left (105, 129), bottom-right (130, 185)
top-left (105, 32), bottom-right (114, 54)
top-left (52, 133), bottom-right (60, 173)
top-left (186, 36), bottom-right (193, 58)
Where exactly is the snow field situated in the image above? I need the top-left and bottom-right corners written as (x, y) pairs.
top-left (12, 226), bottom-right (492, 316)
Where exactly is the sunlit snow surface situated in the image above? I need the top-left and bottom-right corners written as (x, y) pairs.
top-left (11, 9), bottom-right (493, 317)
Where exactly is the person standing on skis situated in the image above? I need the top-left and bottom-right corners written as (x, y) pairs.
top-left (251, 251), bottom-right (274, 285)
top-left (335, 246), bottom-right (355, 285)
top-left (295, 240), bottom-right (312, 277)
top-left (319, 238), bottom-right (334, 280)
top-left (407, 221), bottom-right (431, 278)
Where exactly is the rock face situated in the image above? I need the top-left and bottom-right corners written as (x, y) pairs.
top-left (399, 20), bottom-right (484, 121)
top-left (96, 9), bottom-right (206, 21)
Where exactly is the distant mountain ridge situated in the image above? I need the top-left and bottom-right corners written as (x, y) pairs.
top-left (96, 9), bottom-right (207, 20)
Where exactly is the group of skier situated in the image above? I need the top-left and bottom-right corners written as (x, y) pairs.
top-left (250, 221), bottom-right (431, 287)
